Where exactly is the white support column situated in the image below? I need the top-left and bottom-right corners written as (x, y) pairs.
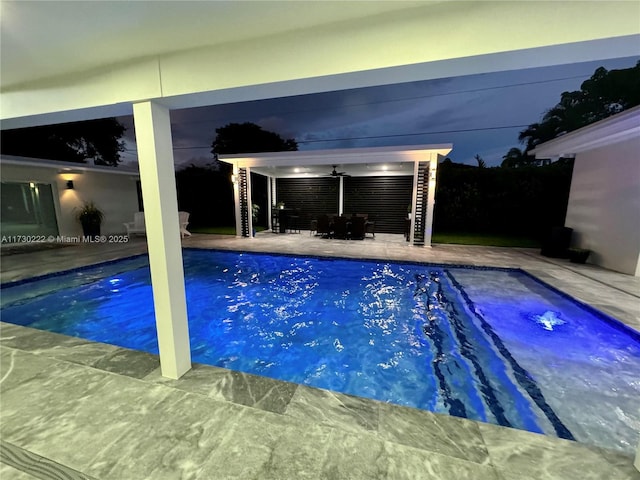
top-left (271, 176), bottom-right (278, 231)
top-left (232, 163), bottom-right (242, 238)
top-left (271, 177), bottom-right (277, 206)
top-left (267, 175), bottom-right (272, 231)
top-left (246, 166), bottom-right (253, 237)
top-left (338, 176), bottom-right (344, 215)
top-left (409, 160), bottom-right (419, 245)
top-left (424, 154), bottom-right (438, 247)
top-left (132, 101), bottom-right (191, 380)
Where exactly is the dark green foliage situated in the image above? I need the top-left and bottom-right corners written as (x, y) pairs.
top-left (433, 160), bottom-right (574, 238)
top-left (518, 61), bottom-right (640, 151)
top-left (181, 122), bottom-right (295, 227)
top-left (501, 147), bottom-right (535, 168)
top-left (175, 164), bottom-right (235, 228)
top-left (75, 201), bottom-right (104, 226)
top-left (1, 118), bottom-right (126, 166)
top-left (211, 122), bottom-right (297, 157)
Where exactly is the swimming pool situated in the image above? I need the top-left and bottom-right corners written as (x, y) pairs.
top-left (1, 249), bottom-right (639, 454)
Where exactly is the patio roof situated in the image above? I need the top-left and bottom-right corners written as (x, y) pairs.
top-left (3, 2), bottom-right (638, 129)
top-left (217, 144), bottom-right (452, 178)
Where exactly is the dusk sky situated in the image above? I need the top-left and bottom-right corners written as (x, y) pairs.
top-left (118, 56), bottom-right (638, 170)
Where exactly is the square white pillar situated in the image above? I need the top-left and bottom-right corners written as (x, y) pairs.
top-left (246, 166), bottom-right (253, 237)
top-left (267, 175), bottom-right (273, 230)
top-left (133, 101), bottom-right (191, 379)
top-left (423, 154), bottom-right (438, 247)
top-left (232, 163), bottom-right (242, 237)
top-left (409, 160), bottom-right (419, 244)
top-left (339, 176), bottom-right (344, 215)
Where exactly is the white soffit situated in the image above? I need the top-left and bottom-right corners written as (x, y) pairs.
top-left (531, 105), bottom-right (640, 158)
top-left (0, 1), bottom-right (427, 89)
top-left (0, 155), bottom-right (140, 176)
top-left (218, 144), bottom-right (452, 178)
top-left (2, 0), bottom-right (639, 129)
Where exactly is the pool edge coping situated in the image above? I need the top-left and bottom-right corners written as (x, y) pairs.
top-left (1, 320), bottom-right (636, 462)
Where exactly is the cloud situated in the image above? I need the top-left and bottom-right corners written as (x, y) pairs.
top-left (116, 55), bottom-right (638, 170)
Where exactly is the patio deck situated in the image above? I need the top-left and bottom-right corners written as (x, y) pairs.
top-left (1, 233), bottom-right (639, 479)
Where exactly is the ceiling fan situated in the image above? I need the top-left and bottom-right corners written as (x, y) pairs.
top-left (326, 165), bottom-right (351, 178)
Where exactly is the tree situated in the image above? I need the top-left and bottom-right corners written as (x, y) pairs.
top-left (176, 163), bottom-right (235, 227)
top-left (1, 118), bottom-right (126, 166)
top-left (211, 122), bottom-right (297, 157)
top-left (501, 147), bottom-right (530, 168)
top-left (518, 61), bottom-right (640, 151)
top-left (176, 122), bottom-right (298, 228)
top-left (474, 154), bottom-right (486, 168)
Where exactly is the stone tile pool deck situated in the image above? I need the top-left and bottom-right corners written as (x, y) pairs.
top-left (1, 233), bottom-right (639, 479)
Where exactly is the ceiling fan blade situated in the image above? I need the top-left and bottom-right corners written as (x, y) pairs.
top-left (326, 165), bottom-right (350, 177)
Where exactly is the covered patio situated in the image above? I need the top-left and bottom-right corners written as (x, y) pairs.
top-left (218, 144), bottom-right (451, 246)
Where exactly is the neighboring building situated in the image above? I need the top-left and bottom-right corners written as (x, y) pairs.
top-left (1, 155), bottom-right (141, 240)
top-left (532, 106), bottom-right (640, 276)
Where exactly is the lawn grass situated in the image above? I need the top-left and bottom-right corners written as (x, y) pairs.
top-left (432, 231), bottom-right (541, 248)
top-left (190, 226), bottom-right (539, 248)
top-left (189, 226), bottom-right (237, 235)
top-left (189, 226), bottom-right (267, 235)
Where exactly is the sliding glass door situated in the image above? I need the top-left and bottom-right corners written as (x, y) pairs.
top-left (1, 182), bottom-right (59, 240)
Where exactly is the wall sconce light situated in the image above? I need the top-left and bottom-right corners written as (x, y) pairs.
top-left (66, 180), bottom-right (75, 189)
top-left (231, 174), bottom-right (238, 184)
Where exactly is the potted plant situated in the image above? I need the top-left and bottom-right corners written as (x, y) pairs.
top-left (569, 247), bottom-right (590, 264)
top-left (76, 201), bottom-right (104, 238)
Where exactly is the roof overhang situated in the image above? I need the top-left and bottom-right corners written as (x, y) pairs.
top-left (3, 0), bottom-right (638, 130)
top-left (531, 105), bottom-right (640, 159)
top-left (0, 155), bottom-right (141, 177)
top-left (217, 144), bottom-right (452, 178)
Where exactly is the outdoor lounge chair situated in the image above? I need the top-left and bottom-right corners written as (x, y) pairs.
top-left (124, 212), bottom-right (145, 236)
top-left (124, 211), bottom-right (191, 238)
top-left (179, 211), bottom-right (191, 238)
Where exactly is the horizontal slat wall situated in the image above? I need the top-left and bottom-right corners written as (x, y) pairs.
top-left (344, 176), bottom-right (412, 233)
top-left (277, 176), bottom-right (412, 234)
top-left (276, 178), bottom-right (339, 227)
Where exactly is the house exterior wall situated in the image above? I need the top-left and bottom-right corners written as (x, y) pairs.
top-left (1, 162), bottom-right (140, 237)
top-left (565, 137), bottom-right (640, 276)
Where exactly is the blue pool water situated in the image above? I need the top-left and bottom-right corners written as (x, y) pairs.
top-left (2, 249), bottom-right (639, 453)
